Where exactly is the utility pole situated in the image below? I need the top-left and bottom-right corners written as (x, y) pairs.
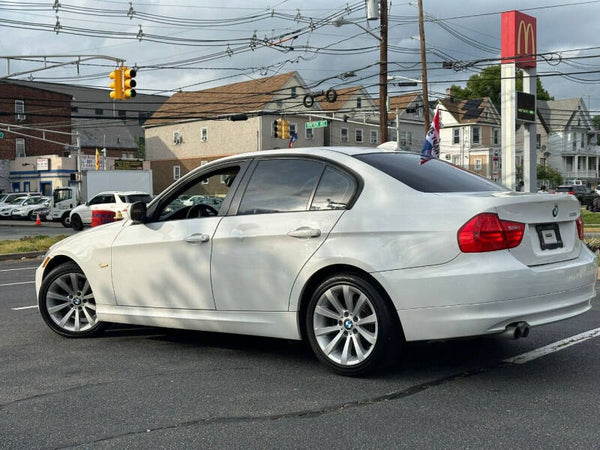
top-left (379, 0), bottom-right (388, 143)
top-left (417, 0), bottom-right (430, 130)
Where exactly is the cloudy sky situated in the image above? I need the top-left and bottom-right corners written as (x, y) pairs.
top-left (1, 0), bottom-right (599, 112)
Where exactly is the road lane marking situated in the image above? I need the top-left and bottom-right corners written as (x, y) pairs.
top-left (503, 327), bottom-right (600, 365)
top-left (0, 281), bottom-right (35, 287)
top-left (0, 267), bottom-right (37, 272)
top-left (12, 305), bottom-right (38, 310)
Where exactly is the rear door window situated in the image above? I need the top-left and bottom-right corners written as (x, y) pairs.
top-left (310, 166), bottom-right (357, 210)
top-left (238, 159), bottom-right (323, 214)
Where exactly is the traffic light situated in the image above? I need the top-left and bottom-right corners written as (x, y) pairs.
top-left (123, 67), bottom-right (137, 99)
top-left (109, 68), bottom-right (123, 100)
top-left (275, 118), bottom-right (290, 139)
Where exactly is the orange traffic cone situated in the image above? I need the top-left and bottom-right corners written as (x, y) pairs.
top-left (35, 213), bottom-right (41, 225)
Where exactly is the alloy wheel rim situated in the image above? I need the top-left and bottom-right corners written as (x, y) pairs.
top-left (313, 284), bottom-right (378, 366)
top-left (46, 273), bottom-right (97, 332)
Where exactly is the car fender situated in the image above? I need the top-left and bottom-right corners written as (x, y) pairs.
top-left (39, 222), bottom-right (126, 309)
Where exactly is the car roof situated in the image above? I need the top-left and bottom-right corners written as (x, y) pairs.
top-left (95, 191), bottom-right (150, 196)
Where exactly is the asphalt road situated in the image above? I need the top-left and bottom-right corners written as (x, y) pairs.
top-left (1, 257), bottom-right (600, 449)
top-left (0, 220), bottom-right (75, 240)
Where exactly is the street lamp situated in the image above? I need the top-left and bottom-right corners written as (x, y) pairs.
top-left (331, 1), bottom-right (389, 142)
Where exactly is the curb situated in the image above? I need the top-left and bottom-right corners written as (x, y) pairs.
top-left (0, 251), bottom-right (45, 262)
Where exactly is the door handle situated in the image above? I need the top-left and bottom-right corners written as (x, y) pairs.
top-left (287, 227), bottom-right (321, 239)
top-left (184, 233), bottom-right (210, 244)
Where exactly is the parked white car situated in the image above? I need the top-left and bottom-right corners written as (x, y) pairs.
top-left (0, 196), bottom-right (29, 218)
top-left (0, 192), bottom-right (41, 208)
top-left (10, 196), bottom-right (50, 220)
top-left (69, 191), bottom-right (153, 231)
top-left (36, 147), bottom-right (597, 376)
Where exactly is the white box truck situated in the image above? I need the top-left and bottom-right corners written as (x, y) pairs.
top-left (49, 170), bottom-right (153, 227)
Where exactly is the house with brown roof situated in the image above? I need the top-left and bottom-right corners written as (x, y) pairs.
top-left (385, 93), bottom-right (427, 153)
top-left (437, 97), bottom-right (501, 181)
top-left (144, 71), bottom-right (325, 192)
top-left (318, 86), bottom-right (380, 147)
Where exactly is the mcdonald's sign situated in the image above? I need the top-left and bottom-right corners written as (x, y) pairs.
top-left (501, 10), bottom-right (536, 68)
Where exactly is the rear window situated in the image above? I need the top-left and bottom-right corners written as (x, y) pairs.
top-left (556, 186), bottom-right (573, 192)
top-left (354, 152), bottom-right (506, 193)
top-left (121, 194), bottom-right (153, 203)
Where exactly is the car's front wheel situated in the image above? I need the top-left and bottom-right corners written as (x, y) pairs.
top-left (306, 273), bottom-right (400, 376)
top-left (71, 214), bottom-right (83, 231)
top-left (61, 213), bottom-right (71, 228)
top-left (38, 262), bottom-right (106, 337)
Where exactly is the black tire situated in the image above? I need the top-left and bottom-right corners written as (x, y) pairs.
top-left (306, 273), bottom-right (400, 377)
top-left (71, 214), bottom-right (83, 231)
top-left (38, 261), bottom-right (107, 338)
top-left (61, 213), bottom-right (71, 228)
top-left (28, 211), bottom-right (34, 220)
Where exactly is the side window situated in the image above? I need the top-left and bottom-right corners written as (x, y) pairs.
top-left (311, 166), bottom-right (357, 210)
top-left (158, 166), bottom-right (240, 221)
top-left (238, 159), bottom-right (323, 215)
top-left (88, 195), bottom-right (105, 206)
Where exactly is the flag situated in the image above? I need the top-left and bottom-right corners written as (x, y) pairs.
top-left (289, 132), bottom-right (298, 148)
top-left (420, 108), bottom-right (440, 164)
top-left (95, 149), bottom-right (100, 170)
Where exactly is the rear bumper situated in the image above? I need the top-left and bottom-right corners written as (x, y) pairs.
top-left (372, 248), bottom-right (597, 341)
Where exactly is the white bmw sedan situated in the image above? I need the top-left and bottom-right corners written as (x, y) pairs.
top-left (36, 148), bottom-right (597, 376)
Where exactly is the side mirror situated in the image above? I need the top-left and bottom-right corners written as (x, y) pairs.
top-left (129, 201), bottom-right (147, 223)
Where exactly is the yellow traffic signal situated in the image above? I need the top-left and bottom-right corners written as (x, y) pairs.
top-left (275, 118), bottom-right (290, 139)
top-left (123, 67), bottom-right (137, 99)
top-left (109, 68), bottom-right (123, 100)
top-left (281, 119), bottom-right (290, 139)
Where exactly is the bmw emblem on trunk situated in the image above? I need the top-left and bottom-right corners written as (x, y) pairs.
top-left (552, 204), bottom-right (559, 218)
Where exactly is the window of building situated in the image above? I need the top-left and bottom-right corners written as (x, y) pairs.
top-left (474, 158), bottom-right (483, 170)
top-left (400, 131), bottom-right (413, 146)
top-left (452, 155), bottom-right (461, 165)
top-left (581, 132), bottom-right (585, 148)
top-left (201, 128), bottom-right (208, 142)
top-left (15, 100), bottom-right (25, 121)
top-left (289, 123), bottom-right (297, 136)
top-left (370, 130), bottom-right (378, 144)
top-left (536, 134), bottom-right (541, 149)
top-left (173, 165), bottom-right (181, 180)
top-left (472, 126), bottom-right (481, 144)
top-left (95, 108), bottom-right (103, 116)
top-left (494, 129), bottom-right (500, 146)
top-left (118, 110), bottom-right (126, 118)
top-left (173, 131), bottom-right (182, 145)
top-left (15, 138), bottom-right (26, 157)
top-left (356, 97), bottom-right (362, 108)
top-left (305, 127), bottom-right (314, 140)
top-left (355, 129), bottom-right (363, 143)
top-left (341, 128), bottom-right (349, 142)
top-left (453, 129), bottom-right (460, 145)
top-left (291, 87), bottom-right (297, 98)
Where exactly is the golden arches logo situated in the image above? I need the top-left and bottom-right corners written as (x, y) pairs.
top-left (516, 20), bottom-right (535, 56)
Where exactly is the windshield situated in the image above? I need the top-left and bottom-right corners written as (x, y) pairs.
top-left (9, 197), bottom-right (26, 205)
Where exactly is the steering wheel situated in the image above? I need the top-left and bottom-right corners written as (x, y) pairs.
top-left (186, 203), bottom-right (218, 218)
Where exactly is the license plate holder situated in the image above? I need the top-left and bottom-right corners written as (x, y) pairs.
top-left (536, 223), bottom-right (563, 250)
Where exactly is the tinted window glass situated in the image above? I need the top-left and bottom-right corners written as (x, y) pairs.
top-left (121, 194), bottom-right (153, 203)
top-left (239, 159), bottom-right (323, 214)
top-left (311, 166), bottom-right (356, 210)
top-left (354, 152), bottom-right (506, 193)
top-left (158, 166), bottom-right (239, 221)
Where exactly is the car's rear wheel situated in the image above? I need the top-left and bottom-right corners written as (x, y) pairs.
top-left (306, 273), bottom-right (400, 376)
top-left (38, 262), bottom-right (106, 337)
top-left (71, 214), bottom-right (83, 231)
top-left (61, 213), bottom-right (71, 227)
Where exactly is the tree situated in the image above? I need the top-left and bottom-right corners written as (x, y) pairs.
top-left (593, 115), bottom-right (600, 130)
top-left (448, 65), bottom-right (553, 109)
top-left (537, 164), bottom-right (563, 188)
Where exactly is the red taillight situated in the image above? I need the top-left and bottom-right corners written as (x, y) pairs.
top-left (458, 213), bottom-right (525, 253)
top-left (576, 216), bottom-right (584, 240)
top-left (568, 191), bottom-right (575, 195)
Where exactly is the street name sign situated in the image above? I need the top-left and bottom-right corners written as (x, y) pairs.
top-left (305, 120), bottom-right (328, 129)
